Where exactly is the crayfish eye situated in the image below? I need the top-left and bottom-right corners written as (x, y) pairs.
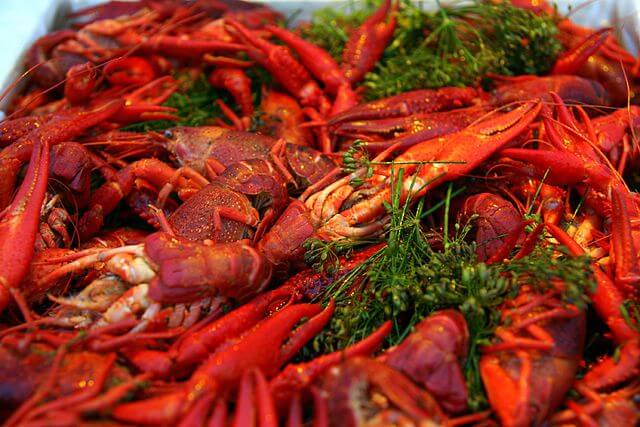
top-left (164, 129), bottom-right (174, 139)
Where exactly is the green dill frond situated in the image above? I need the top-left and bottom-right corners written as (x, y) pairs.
top-left (364, 47), bottom-right (477, 99)
top-left (469, 3), bottom-right (562, 76)
top-left (620, 299), bottom-right (640, 333)
top-left (121, 74), bottom-right (225, 132)
top-left (300, 1), bottom-right (560, 100)
top-left (297, 1), bottom-right (377, 60)
top-left (504, 236), bottom-right (594, 309)
top-left (122, 66), bottom-right (270, 133)
top-left (302, 170), bottom-right (596, 409)
top-left (303, 237), bottom-right (376, 274)
top-left (363, 1), bottom-right (560, 99)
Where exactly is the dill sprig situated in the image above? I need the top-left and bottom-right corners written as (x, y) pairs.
top-left (302, 237), bottom-right (376, 274)
top-left (504, 242), bottom-right (594, 310)
top-left (303, 172), bottom-right (513, 408)
top-left (298, 1), bottom-right (376, 60)
top-left (122, 67), bottom-right (270, 133)
top-left (301, 1), bottom-right (561, 100)
top-left (365, 1), bottom-right (560, 99)
top-left (302, 168), bottom-right (595, 410)
top-left (122, 73), bottom-right (223, 132)
top-left (469, 3), bottom-right (562, 76)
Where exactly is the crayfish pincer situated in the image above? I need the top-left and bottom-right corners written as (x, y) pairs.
top-left (113, 300), bottom-right (335, 424)
top-left (40, 231), bottom-right (272, 306)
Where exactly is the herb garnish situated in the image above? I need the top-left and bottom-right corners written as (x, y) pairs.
top-left (303, 237), bottom-right (377, 275)
top-left (298, 2), bottom-right (374, 60)
top-left (122, 74), bottom-right (222, 132)
top-left (302, 167), bottom-right (594, 410)
top-left (301, 1), bottom-right (561, 100)
top-left (122, 66), bottom-right (271, 132)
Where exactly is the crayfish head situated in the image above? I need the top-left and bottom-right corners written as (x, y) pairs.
top-left (458, 193), bottom-right (524, 262)
top-left (163, 126), bottom-right (229, 173)
top-left (480, 297), bottom-right (586, 426)
top-left (320, 357), bottom-right (446, 426)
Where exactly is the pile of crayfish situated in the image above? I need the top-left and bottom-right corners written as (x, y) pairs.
top-left (1, 0), bottom-right (640, 425)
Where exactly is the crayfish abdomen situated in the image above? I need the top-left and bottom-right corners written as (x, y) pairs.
top-left (145, 232), bottom-right (272, 304)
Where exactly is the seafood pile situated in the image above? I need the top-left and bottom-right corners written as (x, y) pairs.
top-left (1, 0), bottom-right (640, 425)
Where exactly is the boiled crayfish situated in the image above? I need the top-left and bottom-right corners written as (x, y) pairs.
top-left (1, 0), bottom-right (640, 425)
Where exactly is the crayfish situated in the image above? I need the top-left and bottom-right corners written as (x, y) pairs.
top-left (2, 0), bottom-right (640, 425)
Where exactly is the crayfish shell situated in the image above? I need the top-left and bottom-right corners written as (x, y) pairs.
top-left (320, 357), bottom-right (445, 426)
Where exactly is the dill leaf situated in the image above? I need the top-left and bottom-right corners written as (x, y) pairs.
top-left (300, 1), bottom-right (561, 100)
top-left (302, 171), bottom-right (595, 410)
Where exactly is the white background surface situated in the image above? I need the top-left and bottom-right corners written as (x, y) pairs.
top-left (1, 0), bottom-right (639, 98)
